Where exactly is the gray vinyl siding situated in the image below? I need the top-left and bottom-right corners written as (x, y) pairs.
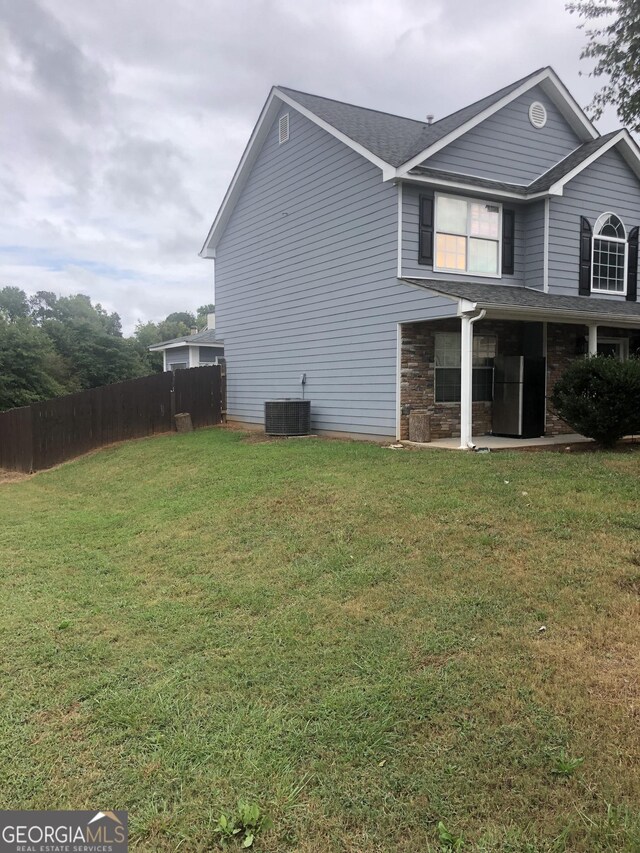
top-left (165, 347), bottom-right (189, 369)
top-left (401, 183), bottom-right (525, 284)
top-left (425, 86), bottom-right (581, 185)
top-left (523, 200), bottom-right (545, 290)
top-left (214, 105), bottom-right (458, 437)
top-left (199, 345), bottom-right (223, 363)
top-left (548, 148), bottom-right (640, 298)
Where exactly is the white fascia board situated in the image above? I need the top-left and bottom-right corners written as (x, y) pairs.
top-left (458, 299), bottom-right (479, 315)
top-left (614, 130), bottom-right (640, 182)
top-left (199, 88), bottom-right (393, 257)
top-left (399, 174), bottom-right (548, 201)
top-left (537, 70), bottom-right (599, 141)
top-left (397, 67), bottom-right (598, 177)
top-left (547, 131), bottom-right (630, 194)
top-left (149, 340), bottom-right (224, 352)
top-left (200, 88), bottom-right (283, 258)
top-left (274, 89), bottom-right (393, 173)
top-left (397, 69), bottom-right (551, 175)
top-left (475, 303), bottom-right (640, 328)
top-left (149, 341), bottom-right (189, 351)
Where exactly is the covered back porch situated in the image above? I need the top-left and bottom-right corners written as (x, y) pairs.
top-left (398, 283), bottom-right (640, 448)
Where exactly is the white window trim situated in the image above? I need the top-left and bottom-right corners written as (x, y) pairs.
top-left (597, 336), bottom-right (629, 361)
top-left (591, 211), bottom-right (628, 296)
top-left (433, 192), bottom-right (503, 279)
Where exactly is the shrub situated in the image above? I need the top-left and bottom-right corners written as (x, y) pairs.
top-left (550, 355), bottom-right (640, 448)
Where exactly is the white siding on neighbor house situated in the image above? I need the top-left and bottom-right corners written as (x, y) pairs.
top-left (548, 148), bottom-right (640, 298)
top-left (165, 347), bottom-right (189, 369)
top-left (400, 183), bottom-right (526, 284)
top-left (425, 86), bottom-right (581, 185)
top-left (214, 105), bottom-right (458, 437)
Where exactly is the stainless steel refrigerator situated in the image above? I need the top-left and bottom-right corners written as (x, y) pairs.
top-left (492, 356), bottom-right (545, 438)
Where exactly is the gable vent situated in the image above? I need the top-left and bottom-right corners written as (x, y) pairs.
top-left (278, 113), bottom-right (289, 144)
top-left (529, 101), bottom-right (547, 129)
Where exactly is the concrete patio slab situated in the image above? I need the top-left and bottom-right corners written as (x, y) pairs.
top-left (403, 433), bottom-right (594, 451)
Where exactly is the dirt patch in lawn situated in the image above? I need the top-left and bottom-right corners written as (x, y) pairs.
top-left (0, 469), bottom-right (30, 484)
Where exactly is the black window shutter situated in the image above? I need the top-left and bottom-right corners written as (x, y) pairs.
top-left (418, 195), bottom-right (434, 265)
top-left (579, 216), bottom-right (592, 296)
top-left (502, 209), bottom-right (515, 275)
top-left (626, 226), bottom-right (638, 301)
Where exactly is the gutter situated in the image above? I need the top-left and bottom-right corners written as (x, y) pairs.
top-left (467, 301), bottom-right (640, 328)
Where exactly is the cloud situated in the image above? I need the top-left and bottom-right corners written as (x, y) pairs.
top-left (0, 0), bottom-right (110, 122)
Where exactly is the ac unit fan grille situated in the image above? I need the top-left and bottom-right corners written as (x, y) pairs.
top-left (264, 399), bottom-right (311, 436)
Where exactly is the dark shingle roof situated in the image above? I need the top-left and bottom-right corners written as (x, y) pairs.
top-left (402, 279), bottom-right (640, 321)
top-left (149, 329), bottom-right (224, 350)
top-left (278, 68), bottom-right (547, 167)
top-left (409, 131), bottom-right (622, 196)
top-left (407, 166), bottom-right (528, 194)
top-left (526, 131), bottom-right (621, 192)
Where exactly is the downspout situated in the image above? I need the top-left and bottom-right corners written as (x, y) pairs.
top-left (459, 308), bottom-right (486, 450)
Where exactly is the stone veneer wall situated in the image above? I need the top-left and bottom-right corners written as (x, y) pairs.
top-left (401, 319), bottom-right (640, 441)
top-left (400, 319), bottom-right (524, 441)
top-left (545, 322), bottom-right (585, 435)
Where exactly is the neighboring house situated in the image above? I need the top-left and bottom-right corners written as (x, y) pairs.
top-left (149, 313), bottom-right (224, 371)
top-left (200, 67), bottom-right (640, 446)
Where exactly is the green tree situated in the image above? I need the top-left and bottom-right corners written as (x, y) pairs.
top-left (196, 303), bottom-right (215, 328)
top-left (0, 286), bottom-right (30, 322)
top-left (28, 291), bottom-right (58, 325)
top-left (41, 294), bottom-right (146, 389)
top-left (0, 317), bottom-right (69, 410)
top-left (131, 321), bottom-right (165, 373)
top-left (567, 0), bottom-right (640, 130)
top-left (164, 311), bottom-right (196, 330)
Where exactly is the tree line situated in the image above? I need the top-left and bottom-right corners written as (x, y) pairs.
top-left (0, 286), bottom-right (214, 411)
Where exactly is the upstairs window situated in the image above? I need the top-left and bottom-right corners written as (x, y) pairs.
top-left (592, 212), bottom-right (627, 293)
top-left (434, 194), bottom-right (502, 277)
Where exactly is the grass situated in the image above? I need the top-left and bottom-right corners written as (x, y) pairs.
top-left (1, 427), bottom-right (639, 851)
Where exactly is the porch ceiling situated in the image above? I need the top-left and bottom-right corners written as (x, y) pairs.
top-left (401, 279), bottom-right (640, 328)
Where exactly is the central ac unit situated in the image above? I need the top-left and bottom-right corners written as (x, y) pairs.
top-left (264, 399), bottom-right (311, 436)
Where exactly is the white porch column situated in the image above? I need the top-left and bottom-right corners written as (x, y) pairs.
top-left (188, 345), bottom-right (199, 368)
top-left (459, 309), bottom-right (486, 450)
top-left (460, 315), bottom-right (473, 449)
top-left (588, 324), bottom-right (598, 356)
top-left (162, 350), bottom-right (167, 372)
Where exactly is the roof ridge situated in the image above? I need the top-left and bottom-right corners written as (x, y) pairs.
top-left (276, 85), bottom-right (428, 128)
top-left (278, 66), bottom-right (549, 135)
top-left (428, 66), bottom-right (549, 129)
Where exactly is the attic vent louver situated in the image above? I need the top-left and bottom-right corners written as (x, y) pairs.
top-left (529, 101), bottom-right (547, 129)
top-left (278, 113), bottom-right (289, 144)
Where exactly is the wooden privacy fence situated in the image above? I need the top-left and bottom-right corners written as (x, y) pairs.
top-left (0, 366), bottom-right (223, 473)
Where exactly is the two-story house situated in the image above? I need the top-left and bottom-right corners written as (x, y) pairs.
top-left (200, 67), bottom-right (640, 447)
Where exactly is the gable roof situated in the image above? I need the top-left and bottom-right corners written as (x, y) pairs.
top-left (200, 67), bottom-right (600, 257)
top-left (148, 329), bottom-right (224, 352)
top-left (407, 130), bottom-right (632, 198)
top-left (277, 68), bottom-right (546, 169)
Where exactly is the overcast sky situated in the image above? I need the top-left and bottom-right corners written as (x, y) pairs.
top-left (0, 0), bottom-right (619, 333)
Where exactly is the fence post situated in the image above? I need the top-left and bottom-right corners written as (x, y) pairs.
top-left (170, 371), bottom-right (176, 428)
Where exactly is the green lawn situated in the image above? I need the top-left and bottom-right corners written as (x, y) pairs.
top-left (1, 428), bottom-right (639, 852)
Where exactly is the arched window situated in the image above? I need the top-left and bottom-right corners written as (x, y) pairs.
top-left (592, 212), bottom-right (627, 293)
